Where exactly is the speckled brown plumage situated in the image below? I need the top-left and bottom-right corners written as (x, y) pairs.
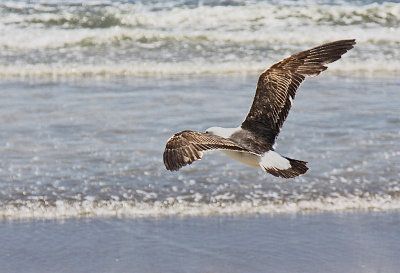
top-left (241, 39), bottom-right (356, 144)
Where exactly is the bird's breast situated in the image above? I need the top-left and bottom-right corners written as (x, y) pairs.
top-left (222, 150), bottom-right (260, 168)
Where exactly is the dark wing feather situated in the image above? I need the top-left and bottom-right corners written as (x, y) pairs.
top-left (163, 130), bottom-right (250, 171)
top-left (241, 39), bottom-right (356, 144)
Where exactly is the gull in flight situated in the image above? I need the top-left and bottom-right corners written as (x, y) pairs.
top-left (163, 39), bottom-right (356, 178)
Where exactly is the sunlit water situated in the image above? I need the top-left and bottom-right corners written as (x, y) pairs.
top-left (0, 0), bottom-right (399, 219)
top-left (0, 75), bottom-right (399, 218)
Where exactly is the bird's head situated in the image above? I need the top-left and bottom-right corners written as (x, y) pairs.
top-left (205, 126), bottom-right (219, 135)
top-left (205, 126), bottom-right (234, 138)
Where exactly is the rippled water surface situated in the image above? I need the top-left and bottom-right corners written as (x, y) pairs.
top-left (0, 74), bottom-right (399, 218)
top-left (0, 0), bottom-right (399, 219)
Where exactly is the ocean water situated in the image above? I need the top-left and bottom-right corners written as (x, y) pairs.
top-left (0, 74), bottom-right (399, 219)
top-left (0, 0), bottom-right (399, 220)
top-left (0, 0), bottom-right (399, 77)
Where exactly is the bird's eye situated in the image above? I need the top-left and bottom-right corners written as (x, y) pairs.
top-left (205, 131), bottom-right (209, 134)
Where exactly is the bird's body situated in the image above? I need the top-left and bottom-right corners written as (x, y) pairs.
top-left (163, 39), bottom-right (356, 178)
top-left (222, 149), bottom-right (260, 168)
top-left (206, 127), bottom-right (260, 168)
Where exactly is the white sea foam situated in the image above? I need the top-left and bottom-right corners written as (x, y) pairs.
top-left (1, 11), bottom-right (400, 49)
top-left (2, 1), bottom-right (399, 30)
top-left (0, 58), bottom-right (398, 77)
top-left (1, 196), bottom-right (400, 219)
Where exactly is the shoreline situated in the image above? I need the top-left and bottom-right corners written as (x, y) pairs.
top-left (1, 195), bottom-right (400, 221)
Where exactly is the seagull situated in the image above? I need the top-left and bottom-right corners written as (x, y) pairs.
top-left (163, 39), bottom-right (356, 178)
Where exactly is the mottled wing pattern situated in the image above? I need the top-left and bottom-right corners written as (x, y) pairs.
top-left (163, 130), bottom-right (250, 171)
top-left (241, 39), bottom-right (356, 144)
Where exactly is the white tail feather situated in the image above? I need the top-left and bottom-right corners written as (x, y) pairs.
top-left (259, 151), bottom-right (291, 170)
top-left (259, 151), bottom-right (308, 178)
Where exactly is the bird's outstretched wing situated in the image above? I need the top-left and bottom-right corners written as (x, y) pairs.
top-left (241, 39), bottom-right (356, 144)
top-left (163, 130), bottom-right (251, 171)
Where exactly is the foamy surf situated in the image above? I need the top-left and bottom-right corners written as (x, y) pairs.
top-left (0, 0), bottom-right (399, 77)
top-left (0, 59), bottom-right (399, 77)
top-left (2, 195), bottom-right (400, 219)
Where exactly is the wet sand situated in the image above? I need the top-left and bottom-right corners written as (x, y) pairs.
top-left (1, 211), bottom-right (400, 273)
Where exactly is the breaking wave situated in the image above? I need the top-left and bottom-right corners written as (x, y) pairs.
top-left (2, 195), bottom-right (400, 219)
top-left (0, 60), bottom-right (398, 78)
top-left (0, 0), bottom-right (399, 77)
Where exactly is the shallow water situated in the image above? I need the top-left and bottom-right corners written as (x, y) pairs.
top-left (0, 0), bottom-right (399, 219)
top-left (0, 75), bottom-right (399, 218)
